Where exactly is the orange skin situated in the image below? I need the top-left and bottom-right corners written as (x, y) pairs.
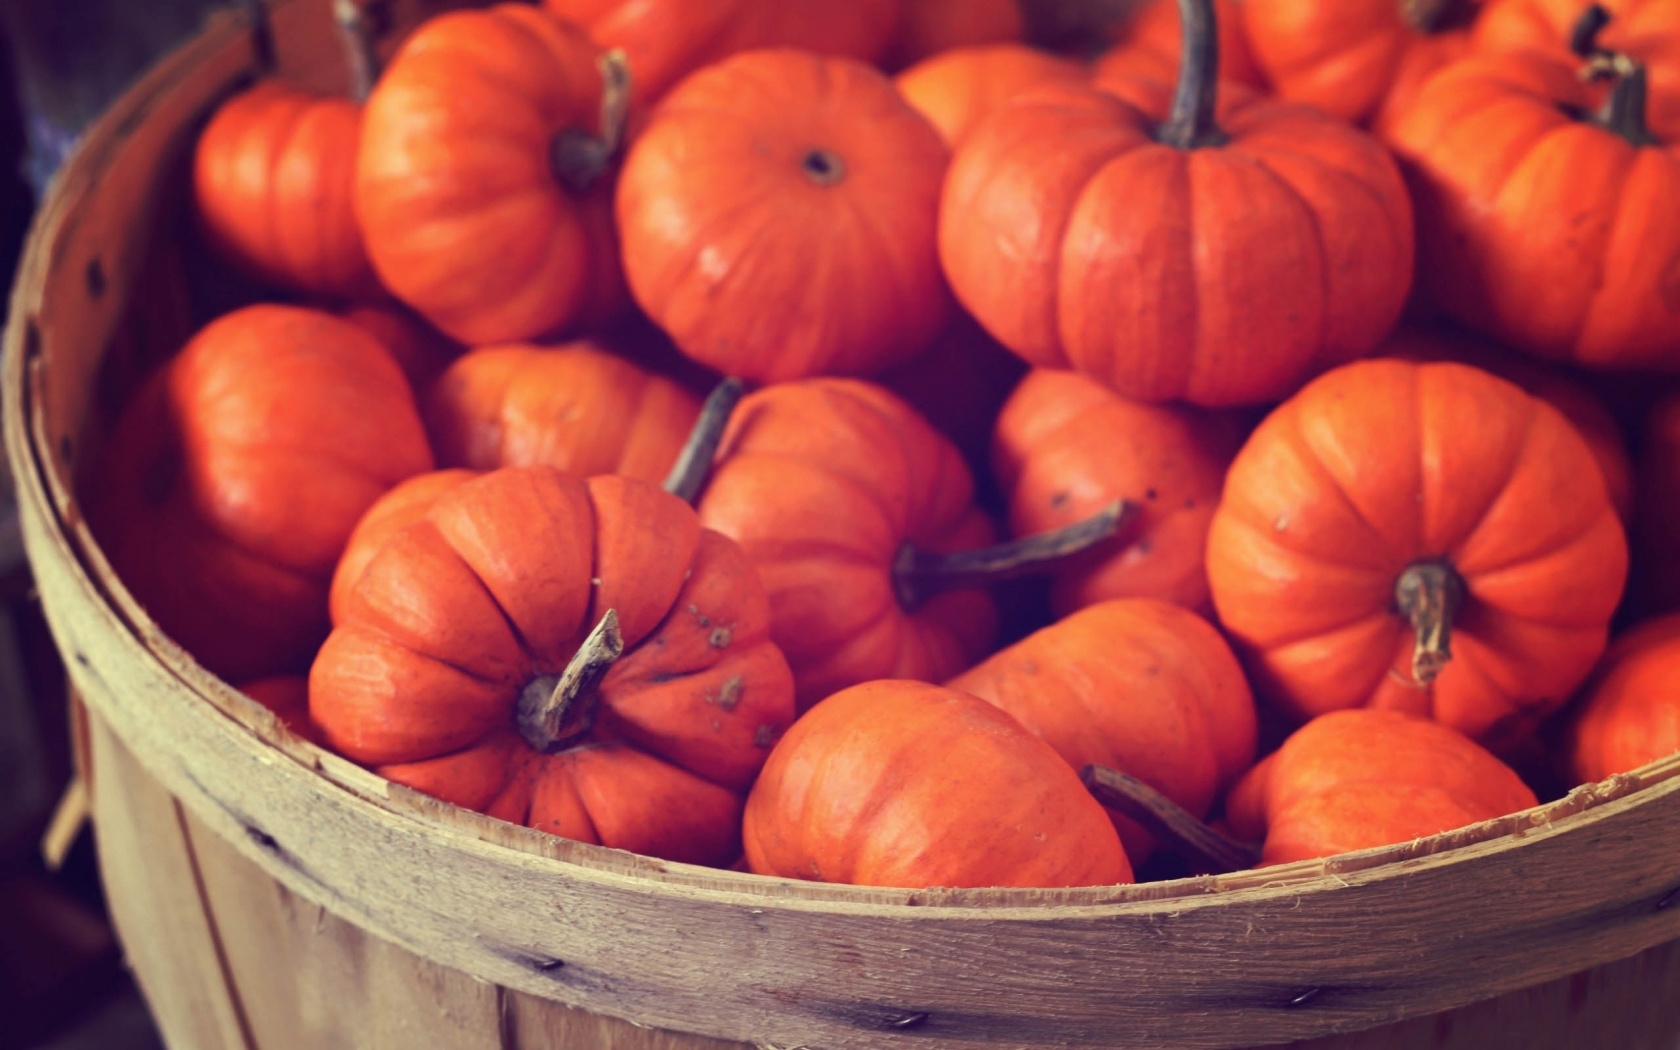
top-left (617, 50), bottom-right (951, 383)
top-left (1566, 613), bottom-right (1680, 784)
top-left (194, 82), bottom-right (379, 300)
top-left (1629, 394), bottom-right (1680, 618)
top-left (90, 305), bottom-right (433, 682)
top-left (543, 0), bottom-right (902, 108)
top-left (1206, 358), bottom-right (1629, 751)
top-left (425, 342), bottom-right (701, 482)
top-left (1370, 29), bottom-right (1473, 138)
top-left (948, 599), bottom-right (1257, 863)
top-left (339, 301), bottom-right (462, 397)
top-left (992, 368), bottom-right (1244, 616)
top-left (1094, 0), bottom-right (1264, 89)
top-left (895, 44), bottom-right (1087, 148)
top-left (355, 6), bottom-right (625, 346)
top-left (743, 681), bottom-right (1134, 889)
top-left (329, 469), bottom-right (479, 626)
top-left (881, 0), bottom-right (1024, 70)
top-left (1225, 709), bottom-right (1538, 866)
top-left (695, 380), bottom-right (997, 711)
top-left (310, 468), bottom-right (796, 867)
top-left (940, 80), bottom-right (1414, 407)
top-left (1241, 0), bottom-right (1484, 125)
top-left (1473, 0), bottom-right (1680, 141)
top-left (1384, 50), bottom-right (1680, 369)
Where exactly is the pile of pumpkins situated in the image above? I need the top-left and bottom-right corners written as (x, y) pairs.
top-left (86, 0), bottom-right (1680, 890)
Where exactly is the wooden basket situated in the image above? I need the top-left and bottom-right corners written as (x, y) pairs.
top-left (6, 1), bottom-right (1680, 1047)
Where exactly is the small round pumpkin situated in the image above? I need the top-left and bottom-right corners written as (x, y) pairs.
top-left (616, 49), bottom-right (951, 382)
top-left (355, 5), bottom-right (628, 345)
top-left (328, 469), bottom-right (480, 626)
top-left (742, 680), bottom-right (1134, 889)
top-left (1206, 358), bottom-right (1628, 751)
top-left (882, 0), bottom-right (1025, 70)
top-left (425, 342), bottom-right (701, 482)
top-left (947, 599), bottom-right (1256, 863)
top-left (1565, 613), bottom-right (1680, 784)
top-left (1094, 0), bottom-right (1262, 88)
top-left (895, 43), bottom-right (1086, 148)
top-left (88, 304), bottom-right (434, 682)
top-left (1224, 709), bottom-right (1539, 866)
top-left (941, 0), bottom-right (1415, 406)
top-left (310, 467), bottom-right (797, 866)
top-left (991, 368), bottom-right (1243, 615)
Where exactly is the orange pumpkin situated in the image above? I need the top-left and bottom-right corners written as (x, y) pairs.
top-left (895, 43), bottom-right (1086, 148)
top-left (948, 599), bottom-right (1256, 863)
top-left (882, 0), bottom-right (1025, 70)
top-left (617, 50), bottom-right (951, 383)
top-left (542, 0), bottom-right (903, 108)
top-left (991, 368), bottom-right (1243, 616)
top-left (1206, 358), bottom-right (1628, 751)
top-left (1241, 0), bottom-right (1484, 124)
top-left (425, 342), bottom-right (701, 482)
top-left (310, 466), bottom-right (796, 865)
top-left (1565, 612), bottom-right (1680, 783)
top-left (1224, 709), bottom-right (1539, 865)
top-left (742, 681), bottom-right (1134, 888)
top-left (339, 301), bottom-right (462, 396)
top-left (1384, 25), bottom-right (1680, 368)
top-left (88, 305), bottom-right (433, 681)
top-left (1629, 393), bottom-right (1680, 618)
top-left (1094, 0), bottom-right (1262, 88)
top-left (941, 0), bottom-right (1414, 406)
top-left (192, 3), bottom-right (384, 299)
top-left (328, 469), bottom-right (480, 626)
top-left (355, 5), bottom-right (628, 345)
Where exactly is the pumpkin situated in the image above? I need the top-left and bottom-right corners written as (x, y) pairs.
top-left (1629, 393), bottom-right (1680, 618)
top-left (1473, 0), bottom-right (1679, 140)
top-left (329, 468), bottom-right (481, 626)
top-left (192, 2), bottom-right (384, 299)
top-left (882, 0), bottom-right (1025, 70)
top-left (1093, 0), bottom-right (1263, 88)
top-left (425, 341), bottom-right (701, 482)
top-left (1224, 708), bottom-right (1539, 865)
top-left (742, 680), bottom-right (1134, 888)
top-left (696, 378), bottom-right (1125, 710)
top-left (239, 676), bottom-right (318, 742)
top-left (991, 368), bottom-right (1244, 616)
top-left (895, 43), bottom-right (1086, 148)
top-left (339, 301), bottom-right (462, 396)
top-left (1383, 20), bottom-right (1680, 368)
top-left (355, 5), bottom-right (629, 346)
top-left (1205, 357), bottom-right (1628, 751)
top-left (617, 49), bottom-right (951, 383)
top-left (1565, 612), bottom-right (1680, 783)
top-left (941, 0), bottom-right (1415, 407)
top-left (88, 304), bottom-right (434, 682)
top-left (1240, 0), bottom-right (1484, 125)
top-left (947, 599), bottom-right (1256, 863)
top-left (542, 0), bottom-right (903, 108)
top-left (1379, 324), bottom-right (1636, 520)
top-left (310, 465), bottom-right (797, 866)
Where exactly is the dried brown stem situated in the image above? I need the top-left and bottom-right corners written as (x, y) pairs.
top-left (551, 49), bottom-right (633, 193)
top-left (1157, 0), bottom-right (1227, 150)
top-left (663, 377), bottom-right (746, 504)
top-left (516, 609), bottom-right (624, 753)
top-left (1395, 560), bottom-right (1465, 687)
top-left (1081, 765), bottom-right (1261, 874)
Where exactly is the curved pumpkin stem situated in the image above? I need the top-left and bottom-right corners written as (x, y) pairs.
top-left (1081, 765), bottom-right (1261, 874)
top-left (1157, 0), bottom-right (1227, 150)
top-left (663, 377), bottom-right (747, 504)
top-left (1395, 560), bottom-right (1466, 686)
top-left (893, 499), bottom-right (1133, 610)
top-left (516, 609), bottom-right (624, 753)
top-left (1567, 4), bottom-right (1657, 145)
top-left (1569, 3), bottom-right (1614, 58)
top-left (333, 0), bottom-right (388, 104)
top-left (552, 49), bottom-right (634, 193)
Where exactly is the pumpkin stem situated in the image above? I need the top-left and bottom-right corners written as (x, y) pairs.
top-left (893, 499), bottom-right (1133, 610)
top-left (663, 377), bottom-right (747, 504)
top-left (1570, 4), bottom-right (1613, 57)
top-left (551, 49), bottom-right (634, 193)
top-left (1157, 0), bottom-right (1228, 150)
top-left (1394, 560), bottom-right (1465, 687)
top-left (1597, 62), bottom-right (1658, 146)
top-left (1080, 765), bottom-right (1261, 874)
top-left (516, 609), bottom-right (624, 753)
top-left (333, 0), bottom-right (388, 104)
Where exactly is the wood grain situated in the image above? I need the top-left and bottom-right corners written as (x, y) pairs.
top-left (7, 1), bottom-right (1680, 1048)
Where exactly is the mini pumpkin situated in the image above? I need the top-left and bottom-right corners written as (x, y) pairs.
top-left (89, 304), bottom-right (434, 682)
top-left (310, 466), bottom-right (796, 866)
top-left (617, 49), bottom-right (951, 383)
top-left (1565, 613), bottom-right (1680, 783)
top-left (947, 599), bottom-right (1256, 863)
top-left (941, 0), bottom-right (1415, 406)
top-left (1206, 358), bottom-right (1628, 751)
top-left (1094, 0), bottom-right (1262, 88)
top-left (339, 301), bottom-right (462, 396)
top-left (895, 43), bottom-right (1086, 148)
top-left (742, 680), bottom-right (1134, 889)
top-left (355, 5), bottom-right (628, 345)
top-left (1224, 708), bottom-right (1539, 866)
